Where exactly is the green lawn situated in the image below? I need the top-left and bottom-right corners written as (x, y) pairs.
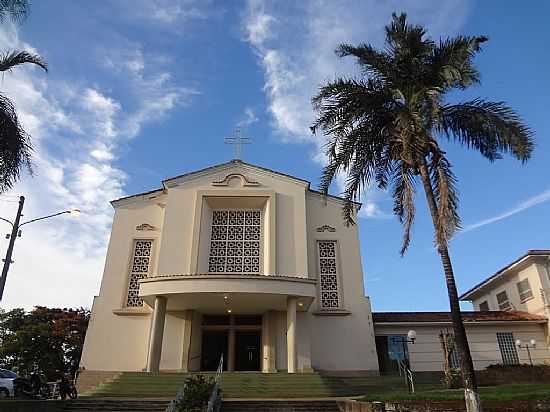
top-left (361, 383), bottom-right (550, 402)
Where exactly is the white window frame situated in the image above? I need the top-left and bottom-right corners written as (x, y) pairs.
top-left (516, 278), bottom-right (533, 303)
top-left (496, 290), bottom-right (512, 311)
top-left (478, 301), bottom-right (490, 311)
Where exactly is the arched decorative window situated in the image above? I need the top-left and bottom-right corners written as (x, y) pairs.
top-left (126, 239), bottom-right (153, 307)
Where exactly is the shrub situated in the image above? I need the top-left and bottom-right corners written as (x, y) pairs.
top-left (173, 375), bottom-right (217, 412)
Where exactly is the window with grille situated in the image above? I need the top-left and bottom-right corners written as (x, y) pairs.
top-left (496, 291), bottom-right (512, 311)
top-left (497, 332), bottom-right (519, 365)
top-left (516, 279), bottom-right (533, 302)
top-left (126, 239), bottom-right (153, 307)
top-left (479, 301), bottom-right (490, 311)
top-left (318, 241), bottom-right (340, 309)
top-left (208, 210), bottom-right (261, 274)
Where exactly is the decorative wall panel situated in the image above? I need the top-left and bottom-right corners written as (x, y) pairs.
top-left (318, 240), bottom-right (340, 309)
top-left (126, 239), bottom-right (153, 307)
top-left (209, 210), bottom-right (261, 274)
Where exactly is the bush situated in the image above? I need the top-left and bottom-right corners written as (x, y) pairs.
top-left (173, 375), bottom-right (217, 412)
top-left (442, 368), bottom-right (462, 389)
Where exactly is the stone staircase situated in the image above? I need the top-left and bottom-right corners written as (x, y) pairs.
top-left (63, 399), bottom-right (169, 411)
top-left (62, 399), bottom-right (341, 412)
top-left (86, 371), bottom-right (403, 398)
top-left (221, 400), bottom-right (341, 412)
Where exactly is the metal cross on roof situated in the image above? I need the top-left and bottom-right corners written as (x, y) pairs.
top-left (224, 127), bottom-right (251, 160)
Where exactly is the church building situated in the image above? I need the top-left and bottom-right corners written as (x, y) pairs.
top-left (80, 160), bottom-right (380, 374)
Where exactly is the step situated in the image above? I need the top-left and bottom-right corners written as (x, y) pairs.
top-left (222, 400), bottom-right (340, 412)
top-left (63, 399), bottom-right (169, 412)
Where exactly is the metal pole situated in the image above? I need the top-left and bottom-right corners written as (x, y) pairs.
top-left (526, 346), bottom-right (533, 366)
top-left (0, 195), bottom-right (24, 301)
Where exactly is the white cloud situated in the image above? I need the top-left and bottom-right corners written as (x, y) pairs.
top-left (0, 23), bottom-right (196, 310)
top-left (243, 0), bottom-right (469, 217)
top-left (122, 0), bottom-right (212, 25)
top-left (462, 189), bottom-right (550, 233)
top-left (238, 107), bottom-right (259, 127)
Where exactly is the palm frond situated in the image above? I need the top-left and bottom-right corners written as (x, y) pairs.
top-left (0, 93), bottom-right (32, 193)
top-left (430, 35), bottom-right (488, 89)
top-left (439, 99), bottom-right (533, 162)
top-left (0, 0), bottom-right (29, 24)
top-left (0, 50), bottom-right (47, 73)
top-left (335, 43), bottom-right (392, 81)
top-left (391, 161), bottom-right (416, 255)
top-left (429, 152), bottom-right (461, 246)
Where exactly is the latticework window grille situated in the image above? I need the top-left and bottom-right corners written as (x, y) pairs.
top-left (126, 239), bottom-right (153, 307)
top-left (318, 241), bottom-right (340, 309)
top-left (497, 332), bottom-right (520, 365)
top-left (209, 210), bottom-right (261, 274)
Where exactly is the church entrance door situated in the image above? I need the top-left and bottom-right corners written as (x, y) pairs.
top-left (235, 331), bottom-right (261, 371)
top-left (201, 330), bottom-right (228, 371)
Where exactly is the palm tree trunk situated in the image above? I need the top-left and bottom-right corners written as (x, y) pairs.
top-left (419, 160), bottom-right (482, 412)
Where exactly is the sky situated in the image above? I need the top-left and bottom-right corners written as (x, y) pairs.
top-left (0, 0), bottom-right (548, 312)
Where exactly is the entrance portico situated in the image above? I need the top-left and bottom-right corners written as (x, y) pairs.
top-left (139, 274), bottom-right (316, 373)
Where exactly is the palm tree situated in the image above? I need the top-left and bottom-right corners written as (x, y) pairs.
top-left (0, 0), bottom-right (47, 192)
top-left (311, 13), bottom-right (532, 412)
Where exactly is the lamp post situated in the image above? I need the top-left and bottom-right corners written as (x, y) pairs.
top-left (515, 338), bottom-right (536, 366)
top-left (0, 195), bottom-right (80, 301)
top-left (391, 330), bottom-right (417, 392)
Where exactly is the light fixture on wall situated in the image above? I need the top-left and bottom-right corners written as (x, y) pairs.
top-left (515, 338), bottom-right (536, 365)
top-left (226, 309), bottom-right (232, 314)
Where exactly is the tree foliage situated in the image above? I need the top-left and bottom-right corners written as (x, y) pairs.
top-left (312, 13), bottom-right (533, 254)
top-left (0, 306), bottom-right (89, 380)
top-left (0, 0), bottom-right (47, 192)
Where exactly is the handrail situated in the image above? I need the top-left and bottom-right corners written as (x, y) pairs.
top-left (397, 359), bottom-right (415, 393)
top-left (206, 354), bottom-right (224, 412)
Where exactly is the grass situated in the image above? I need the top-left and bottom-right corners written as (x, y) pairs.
top-left (360, 383), bottom-right (550, 402)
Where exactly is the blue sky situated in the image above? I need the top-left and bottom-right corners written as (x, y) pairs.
top-left (0, 1), bottom-right (548, 311)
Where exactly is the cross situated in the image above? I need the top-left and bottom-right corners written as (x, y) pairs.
top-left (224, 127), bottom-right (251, 160)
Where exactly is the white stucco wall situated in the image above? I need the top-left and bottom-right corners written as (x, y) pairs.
top-left (374, 322), bottom-right (550, 371)
top-left (80, 162), bottom-right (379, 373)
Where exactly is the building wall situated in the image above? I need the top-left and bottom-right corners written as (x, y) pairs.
top-left (306, 194), bottom-right (379, 373)
top-left (80, 198), bottom-right (165, 371)
top-left (80, 162), bottom-right (379, 373)
top-left (374, 323), bottom-right (550, 372)
top-left (471, 260), bottom-right (550, 314)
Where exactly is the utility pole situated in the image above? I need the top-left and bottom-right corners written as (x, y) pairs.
top-left (0, 195), bottom-right (24, 301)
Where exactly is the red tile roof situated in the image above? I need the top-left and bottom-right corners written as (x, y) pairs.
top-left (373, 311), bottom-right (547, 323)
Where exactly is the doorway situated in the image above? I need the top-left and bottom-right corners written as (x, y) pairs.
top-left (375, 335), bottom-right (409, 375)
top-left (201, 330), bottom-right (228, 371)
top-left (235, 331), bottom-right (261, 371)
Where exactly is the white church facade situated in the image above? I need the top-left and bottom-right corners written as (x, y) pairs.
top-left (80, 160), bottom-right (379, 374)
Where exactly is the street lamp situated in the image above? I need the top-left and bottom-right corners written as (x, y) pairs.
top-left (515, 338), bottom-right (536, 366)
top-left (0, 196), bottom-right (80, 301)
top-left (391, 330), bottom-right (417, 392)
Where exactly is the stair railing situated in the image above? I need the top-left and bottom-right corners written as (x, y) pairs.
top-left (397, 359), bottom-right (415, 393)
top-left (206, 354), bottom-right (224, 412)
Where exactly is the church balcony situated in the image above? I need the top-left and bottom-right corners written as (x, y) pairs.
top-left (138, 274), bottom-right (317, 313)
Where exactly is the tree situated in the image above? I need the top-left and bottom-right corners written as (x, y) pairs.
top-left (0, 306), bottom-right (90, 380)
top-left (311, 13), bottom-right (532, 412)
top-left (0, 0), bottom-right (47, 192)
